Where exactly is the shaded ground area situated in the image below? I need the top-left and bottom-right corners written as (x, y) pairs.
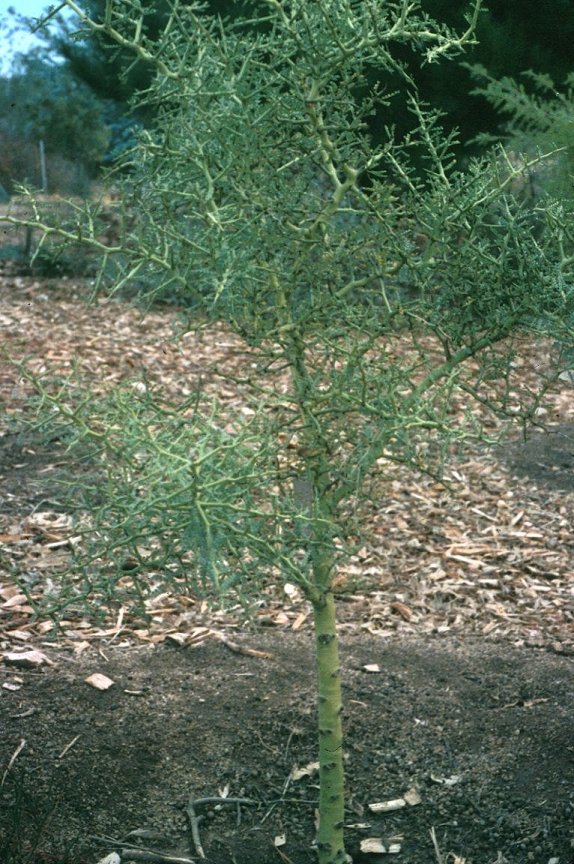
top-left (499, 423), bottom-right (574, 492)
top-left (0, 632), bottom-right (573, 864)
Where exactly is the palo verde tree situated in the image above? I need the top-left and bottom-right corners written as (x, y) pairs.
top-left (9, 1), bottom-right (574, 862)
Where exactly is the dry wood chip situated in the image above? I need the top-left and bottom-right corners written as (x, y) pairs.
top-left (360, 837), bottom-right (402, 854)
top-left (85, 673), bottom-right (114, 690)
top-left (214, 633), bottom-right (273, 659)
top-left (1, 281), bottom-right (573, 653)
top-left (3, 649), bottom-right (55, 667)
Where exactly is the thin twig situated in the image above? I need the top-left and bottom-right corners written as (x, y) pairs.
top-left (274, 844), bottom-right (297, 864)
top-left (192, 796), bottom-right (255, 807)
top-left (185, 794), bottom-right (256, 858)
top-left (214, 633), bottom-right (273, 659)
top-left (430, 826), bottom-right (444, 864)
top-left (185, 796), bottom-right (205, 859)
top-left (261, 782), bottom-right (289, 825)
top-left (1, 738), bottom-right (26, 786)
top-left (118, 851), bottom-right (195, 864)
top-left (91, 834), bottom-right (195, 863)
top-left (58, 734), bottom-right (80, 759)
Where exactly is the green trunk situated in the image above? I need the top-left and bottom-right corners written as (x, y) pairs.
top-left (312, 590), bottom-right (350, 864)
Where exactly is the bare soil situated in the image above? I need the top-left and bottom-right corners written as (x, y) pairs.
top-left (0, 629), bottom-right (572, 864)
top-left (0, 266), bottom-right (573, 864)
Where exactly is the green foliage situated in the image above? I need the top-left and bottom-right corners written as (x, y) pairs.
top-left (85, 3), bottom-right (568, 334)
top-left (72, 385), bottom-right (292, 598)
top-left (10, 3), bottom-right (574, 862)
top-left (0, 52), bottom-right (110, 179)
top-left (29, 0), bottom-right (574, 171)
top-left (14, 0), bottom-right (574, 689)
top-left (467, 66), bottom-right (574, 203)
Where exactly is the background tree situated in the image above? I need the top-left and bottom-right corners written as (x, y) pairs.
top-left (411, 0), bottom-right (574, 155)
top-left (467, 66), bottom-right (574, 203)
top-left (9, 2), bottom-right (574, 863)
top-left (0, 51), bottom-right (109, 193)
top-left (13, 0), bottom-right (574, 173)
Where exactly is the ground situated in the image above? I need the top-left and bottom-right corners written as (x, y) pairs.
top-left (0, 262), bottom-right (573, 864)
top-left (1, 631), bottom-right (572, 864)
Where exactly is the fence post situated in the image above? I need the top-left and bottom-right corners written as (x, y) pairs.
top-left (39, 139), bottom-right (48, 193)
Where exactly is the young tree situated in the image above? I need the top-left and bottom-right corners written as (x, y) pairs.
top-left (9, 2), bottom-right (574, 862)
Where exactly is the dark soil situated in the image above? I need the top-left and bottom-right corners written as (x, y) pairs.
top-left (0, 631), bottom-right (572, 864)
top-left (498, 424), bottom-right (574, 492)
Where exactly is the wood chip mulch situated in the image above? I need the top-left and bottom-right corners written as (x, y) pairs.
top-left (0, 270), bottom-right (573, 656)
